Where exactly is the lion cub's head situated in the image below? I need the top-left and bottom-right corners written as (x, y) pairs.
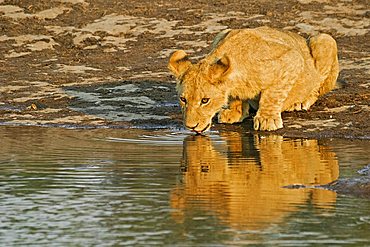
top-left (168, 50), bottom-right (231, 133)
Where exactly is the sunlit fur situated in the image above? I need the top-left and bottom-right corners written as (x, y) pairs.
top-left (169, 26), bottom-right (339, 132)
top-left (176, 61), bottom-right (230, 133)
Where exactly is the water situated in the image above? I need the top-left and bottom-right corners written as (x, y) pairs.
top-left (0, 126), bottom-right (369, 246)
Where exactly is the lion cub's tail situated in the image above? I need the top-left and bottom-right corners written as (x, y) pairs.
top-left (309, 34), bottom-right (339, 96)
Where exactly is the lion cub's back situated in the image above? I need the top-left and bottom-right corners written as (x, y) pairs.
top-left (210, 27), bottom-right (308, 59)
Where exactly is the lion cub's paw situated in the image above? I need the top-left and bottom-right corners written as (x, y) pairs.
top-left (253, 115), bottom-right (283, 131)
top-left (218, 109), bottom-right (244, 124)
top-left (286, 102), bottom-right (303, 112)
top-left (301, 97), bottom-right (317, 111)
top-left (286, 96), bottom-right (318, 112)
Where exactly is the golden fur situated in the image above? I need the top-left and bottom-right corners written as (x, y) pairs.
top-left (168, 27), bottom-right (339, 132)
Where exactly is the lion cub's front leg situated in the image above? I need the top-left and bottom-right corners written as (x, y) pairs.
top-left (218, 99), bottom-right (249, 124)
top-left (254, 86), bottom-right (292, 131)
top-left (254, 76), bottom-right (297, 131)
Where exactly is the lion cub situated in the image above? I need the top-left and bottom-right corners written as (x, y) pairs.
top-left (168, 27), bottom-right (339, 132)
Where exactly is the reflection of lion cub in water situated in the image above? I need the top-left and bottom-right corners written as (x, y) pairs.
top-left (170, 133), bottom-right (338, 229)
top-left (168, 27), bottom-right (339, 132)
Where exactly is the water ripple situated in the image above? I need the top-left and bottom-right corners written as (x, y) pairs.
top-left (0, 126), bottom-right (369, 246)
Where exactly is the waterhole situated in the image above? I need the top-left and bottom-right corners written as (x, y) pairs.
top-left (0, 126), bottom-right (369, 246)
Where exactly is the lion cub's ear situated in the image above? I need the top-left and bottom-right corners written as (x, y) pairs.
top-left (168, 50), bottom-right (192, 78)
top-left (210, 55), bottom-right (231, 79)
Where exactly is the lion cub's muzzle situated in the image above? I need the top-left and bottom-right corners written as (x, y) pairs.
top-left (185, 123), bottom-right (211, 134)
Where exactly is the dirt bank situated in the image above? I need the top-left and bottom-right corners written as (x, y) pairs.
top-left (0, 0), bottom-right (369, 139)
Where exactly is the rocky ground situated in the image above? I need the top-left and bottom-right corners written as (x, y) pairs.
top-left (0, 0), bottom-right (369, 139)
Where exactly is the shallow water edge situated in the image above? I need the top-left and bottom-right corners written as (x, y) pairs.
top-left (1, 125), bottom-right (369, 245)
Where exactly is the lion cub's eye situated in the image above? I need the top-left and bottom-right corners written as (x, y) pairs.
top-left (179, 96), bottom-right (187, 104)
top-left (201, 98), bottom-right (210, 104)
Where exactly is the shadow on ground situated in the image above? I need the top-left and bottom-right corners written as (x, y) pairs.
top-left (64, 80), bottom-right (181, 129)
